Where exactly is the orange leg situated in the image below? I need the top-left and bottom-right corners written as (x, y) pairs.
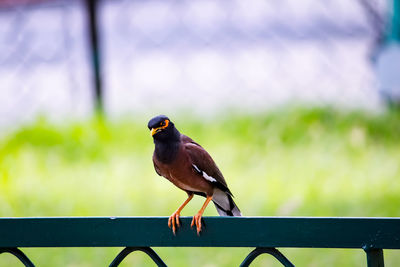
top-left (191, 195), bottom-right (213, 235)
top-left (168, 194), bottom-right (193, 235)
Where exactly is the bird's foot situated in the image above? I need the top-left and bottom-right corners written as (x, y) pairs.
top-left (168, 211), bottom-right (181, 235)
top-left (191, 213), bottom-right (203, 236)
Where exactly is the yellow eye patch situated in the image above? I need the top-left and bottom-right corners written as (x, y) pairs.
top-left (151, 119), bottom-right (170, 136)
top-left (160, 119), bottom-right (169, 129)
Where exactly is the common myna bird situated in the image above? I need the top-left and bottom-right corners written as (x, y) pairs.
top-left (148, 115), bottom-right (241, 235)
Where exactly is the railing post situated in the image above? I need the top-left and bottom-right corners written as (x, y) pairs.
top-left (364, 248), bottom-right (384, 267)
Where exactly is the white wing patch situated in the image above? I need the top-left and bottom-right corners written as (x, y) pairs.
top-left (192, 164), bottom-right (217, 182)
top-left (202, 172), bottom-right (217, 182)
top-left (192, 164), bottom-right (201, 173)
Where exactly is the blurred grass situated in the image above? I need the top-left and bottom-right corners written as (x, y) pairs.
top-left (0, 107), bottom-right (399, 266)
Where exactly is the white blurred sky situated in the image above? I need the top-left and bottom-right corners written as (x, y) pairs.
top-left (0, 0), bottom-right (388, 127)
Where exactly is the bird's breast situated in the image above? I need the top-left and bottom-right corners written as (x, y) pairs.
top-left (167, 172), bottom-right (200, 192)
top-left (156, 160), bottom-right (213, 195)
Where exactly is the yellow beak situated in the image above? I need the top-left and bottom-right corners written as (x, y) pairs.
top-left (151, 127), bottom-right (160, 136)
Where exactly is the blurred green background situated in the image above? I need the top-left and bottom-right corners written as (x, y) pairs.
top-left (0, 107), bottom-right (399, 266)
top-left (1, 0), bottom-right (400, 265)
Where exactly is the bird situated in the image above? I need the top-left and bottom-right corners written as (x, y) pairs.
top-left (148, 115), bottom-right (241, 235)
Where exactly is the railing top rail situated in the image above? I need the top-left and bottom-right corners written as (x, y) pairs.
top-left (0, 217), bottom-right (399, 249)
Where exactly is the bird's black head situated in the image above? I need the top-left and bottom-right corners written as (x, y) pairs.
top-left (148, 115), bottom-right (179, 141)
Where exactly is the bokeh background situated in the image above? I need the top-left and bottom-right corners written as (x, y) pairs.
top-left (0, 0), bottom-right (399, 266)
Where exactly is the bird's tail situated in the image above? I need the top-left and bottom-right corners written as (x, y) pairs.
top-left (212, 188), bottom-right (241, 216)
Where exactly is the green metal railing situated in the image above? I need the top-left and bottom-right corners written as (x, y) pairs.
top-left (0, 217), bottom-right (399, 266)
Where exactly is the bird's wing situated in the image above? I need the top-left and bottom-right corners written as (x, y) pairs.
top-left (181, 135), bottom-right (233, 196)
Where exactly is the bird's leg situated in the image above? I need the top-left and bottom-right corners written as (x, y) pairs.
top-left (168, 193), bottom-right (193, 234)
top-left (191, 195), bottom-right (213, 235)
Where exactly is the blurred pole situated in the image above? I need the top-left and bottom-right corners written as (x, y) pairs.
top-left (389, 0), bottom-right (400, 42)
top-left (375, 0), bottom-right (400, 108)
top-left (85, 0), bottom-right (103, 114)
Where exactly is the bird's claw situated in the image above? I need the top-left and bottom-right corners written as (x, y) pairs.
top-left (168, 212), bottom-right (181, 235)
top-left (191, 214), bottom-right (203, 236)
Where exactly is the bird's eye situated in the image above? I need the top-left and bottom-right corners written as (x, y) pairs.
top-left (160, 122), bottom-right (165, 126)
